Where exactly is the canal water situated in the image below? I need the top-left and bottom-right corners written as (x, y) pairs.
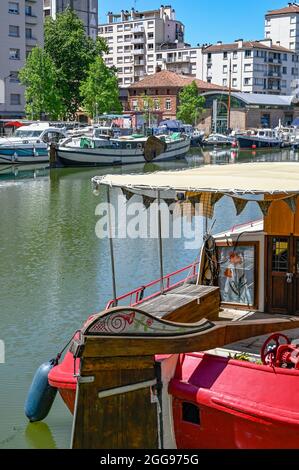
top-left (0, 147), bottom-right (298, 449)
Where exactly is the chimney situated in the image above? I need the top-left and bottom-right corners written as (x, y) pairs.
top-left (235, 38), bottom-right (243, 48)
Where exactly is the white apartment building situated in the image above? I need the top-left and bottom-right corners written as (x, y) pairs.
top-left (43, 0), bottom-right (98, 40)
top-left (0, 1), bottom-right (44, 118)
top-left (265, 3), bottom-right (299, 52)
top-left (201, 39), bottom-right (299, 95)
top-left (98, 6), bottom-right (185, 87)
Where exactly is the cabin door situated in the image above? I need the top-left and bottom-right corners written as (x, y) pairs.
top-left (267, 236), bottom-right (299, 315)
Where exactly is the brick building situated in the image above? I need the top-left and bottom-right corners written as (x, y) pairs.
top-left (127, 70), bottom-right (228, 120)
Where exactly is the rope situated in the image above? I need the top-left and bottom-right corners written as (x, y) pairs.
top-left (54, 329), bottom-right (81, 366)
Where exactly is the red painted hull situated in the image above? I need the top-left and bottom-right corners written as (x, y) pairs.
top-left (48, 350), bottom-right (299, 449)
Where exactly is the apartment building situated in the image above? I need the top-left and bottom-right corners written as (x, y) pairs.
top-left (98, 6), bottom-right (185, 88)
top-left (43, 0), bottom-right (98, 40)
top-left (265, 3), bottom-right (299, 52)
top-left (0, 1), bottom-right (44, 118)
top-left (201, 39), bottom-right (299, 95)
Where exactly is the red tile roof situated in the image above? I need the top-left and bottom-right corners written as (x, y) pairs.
top-left (266, 4), bottom-right (299, 16)
top-left (129, 70), bottom-right (228, 91)
top-left (204, 40), bottom-right (292, 53)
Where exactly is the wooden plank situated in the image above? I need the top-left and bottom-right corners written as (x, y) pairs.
top-left (72, 356), bottom-right (159, 449)
top-left (82, 317), bottom-right (299, 358)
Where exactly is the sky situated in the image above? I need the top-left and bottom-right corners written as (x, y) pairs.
top-left (99, 0), bottom-right (288, 46)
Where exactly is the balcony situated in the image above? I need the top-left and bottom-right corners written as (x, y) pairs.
top-left (166, 56), bottom-right (190, 64)
top-left (132, 37), bottom-right (144, 44)
top-left (133, 48), bottom-right (145, 55)
top-left (26, 36), bottom-right (37, 46)
top-left (134, 71), bottom-right (145, 78)
top-left (267, 57), bottom-right (282, 64)
top-left (133, 26), bottom-right (145, 33)
top-left (25, 14), bottom-right (38, 25)
top-left (134, 59), bottom-right (145, 66)
top-left (268, 71), bottom-right (282, 78)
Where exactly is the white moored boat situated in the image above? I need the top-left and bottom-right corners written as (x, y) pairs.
top-left (0, 122), bottom-right (67, 164)
top-left (56, 132), bottom-right (191, 166)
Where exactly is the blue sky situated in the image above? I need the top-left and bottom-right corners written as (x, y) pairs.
top-left (99, 0), bottom-right (287, 46)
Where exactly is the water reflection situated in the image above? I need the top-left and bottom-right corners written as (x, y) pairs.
top-left (25, 422), bottom-right (57, 449)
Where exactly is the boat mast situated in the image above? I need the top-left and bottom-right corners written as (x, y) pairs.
top-left (227, 58), bottom-right (232, 132)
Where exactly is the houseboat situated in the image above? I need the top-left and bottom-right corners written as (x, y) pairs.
top-left (56, 133), bottom-right (191, 166)
top-left (0, 122), bottom-right (67, 164)
top-left (237, 129), bottom-right (284, 149)
top-left (26, 162), bottom-right (299, 449)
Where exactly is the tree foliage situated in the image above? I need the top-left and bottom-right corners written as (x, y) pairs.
top-left (19, 47), bottom-right (64, 120)
top-left (44, 8), bottom-right (108, 119)
top-left (177, 81), bottom-right (205, 125)
top-left (80, 57), bottom-right (122, 118)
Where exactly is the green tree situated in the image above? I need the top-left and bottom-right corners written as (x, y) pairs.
top-left (80, 57), bottom-right (122, 118)
top-left (44, 8), bottom-right (108, 119)
top-left (19, 47), bottom-right (64, 120)
top-left (177, 81), bottom-right (205, 125)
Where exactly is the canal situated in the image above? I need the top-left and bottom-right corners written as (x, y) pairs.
top-left (0, 147), bottom-right (297, 448)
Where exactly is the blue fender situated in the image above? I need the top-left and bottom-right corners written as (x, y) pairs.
top-left (25, 359), bottom-right (58, 422)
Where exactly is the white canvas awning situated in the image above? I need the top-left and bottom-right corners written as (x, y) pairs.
top-left (93, 162), bottom-right (299, 196)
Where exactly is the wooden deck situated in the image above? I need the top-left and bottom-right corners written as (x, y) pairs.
top-left (140, 284), bottom-right (220, 323)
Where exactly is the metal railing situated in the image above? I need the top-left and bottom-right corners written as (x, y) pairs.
top-left (106, 262), bottom-right (199, 309)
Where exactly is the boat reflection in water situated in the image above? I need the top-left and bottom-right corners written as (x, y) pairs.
top-left (0, 163), bottom-right (49, 180)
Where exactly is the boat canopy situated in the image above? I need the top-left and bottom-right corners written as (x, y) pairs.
top-left (93, 162), bottom-right (299, 196)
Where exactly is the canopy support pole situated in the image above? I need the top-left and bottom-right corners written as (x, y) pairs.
top-left (157, 191), bottom-right (164, 294)
top-left (107, 187), bottom-right (117, 306)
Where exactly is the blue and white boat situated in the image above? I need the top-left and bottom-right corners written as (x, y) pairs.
top-left (0, 123), bottom-right (67, 164)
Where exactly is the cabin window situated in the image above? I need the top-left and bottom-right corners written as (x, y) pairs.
top-left (272, 238), bottom-right (289, 272)
top-left (126, 144), bottom-right (132, 149)
top-left (137, 143), bottom-right (143, 149)
top-left (182, 402), bottom-right (200, 425)
top-left (218, 244), bottom-right (257, 308)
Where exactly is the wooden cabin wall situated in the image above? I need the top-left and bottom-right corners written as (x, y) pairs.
top-left (264, 195), bottom-right (297, 235)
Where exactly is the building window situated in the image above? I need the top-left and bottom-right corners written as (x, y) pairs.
top-left (290, 42), bottom-right (295, 50)
top-left (233, 64), bottom-right (238, 73)
top-left (148, 32), bottom-right (154, 39)
top-left (9, 71), bottom-right (19, 82)
top-left (10, 93), bottom-right (21, 105)
top-left (117, 25), bottom-right (123, 32)
top-left (148, 44), bottom-right (154, 50)
top-left (233, 51), bottom-right (238, 59)
top-left (25, 5), bottom-right (32, 16)
top-left (245, 50), bottom-right (252, 58)
top-left (132, 99), bottom-right (139, 111)
top-left (283, 66), bottom-right (287, 74)
top-left (290, 29), bottom-right (296, 37)
top-left (9, 48), bottom-right (20, 60)
top-left (223, 52), bottom-right (228, 60)
top-left (244, 63), bottom-right (252, 72)
top-left (223, 78), bottom-right (227, 86)
top-left (223, 65), bottom-right (228, 74)
top-left (244, 77), bottom-right (252, 86)
top-left (232, 78), bottom-right (237, 87)
top-left (9, 25), bottom-right (20, 37)
top-left (283, 53), bottom-right (288, 61)
top-left (148, 21), bottom-right (154, 28)
top-left (98, 27), bottom-right (103, 34)
top-left (26, 28), bottom-right (33, 39)
top-left (8, 2), bottom-right (19, 14)
top-left (291, 16), bottom-right (296, 24)
top-left (154, 99), bottom-right (160, 110)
